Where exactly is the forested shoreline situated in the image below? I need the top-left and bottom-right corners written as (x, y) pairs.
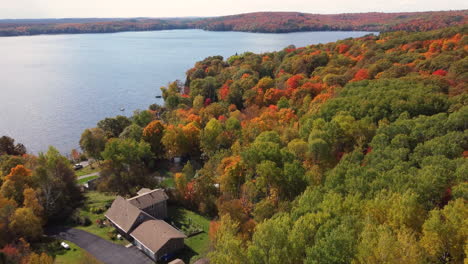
top-left (0, 10), bottom-right (466, 36)
top-left (0, 24), bottom-right (466, 263)
top-left (79, 25), bottom-right (466, 263)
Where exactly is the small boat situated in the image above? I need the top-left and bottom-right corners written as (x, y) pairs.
top-left (155, 95), bottom-right (162, 99)
top-left (120, 108), bottom-right (125, 111)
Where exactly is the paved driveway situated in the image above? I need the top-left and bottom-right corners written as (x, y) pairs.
top-left (47, 227), bottom-right (153, 264)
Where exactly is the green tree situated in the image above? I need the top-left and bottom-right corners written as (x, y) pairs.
top-left (119, 123), bottom-right (143, 142)
top-left (132, 110), bottom-right (154, 127)
top-left (100, 138), bottom-right (153, 194)
top-left (208, 214), bottom-right (247, 264)
top-left (34, 147), bottom-right (82, 219)
top-left (0, 136), bottom-right (26, 156)
top-left (97, 115), bottom-right (131, 138)
top-left (190, 76), bottom-right (220, 100)
top-left (247, 214), bottom-right (292, 264)
top-left (79, 128), bottom-right (106, 160)
top-left (201, 118), bottom-right (224, 156)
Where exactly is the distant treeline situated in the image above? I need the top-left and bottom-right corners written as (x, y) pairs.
top-left (0, 10), bottom-right (466, 36)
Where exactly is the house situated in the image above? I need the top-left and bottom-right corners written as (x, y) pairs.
top-left (105, 189), bottom-right (186, 261)
top-left (83, 177), bottom-right (99, 190)
top-left (127, 188), bottom-right (168, 219)
top-left (131, 220), bottom-right (186, 261)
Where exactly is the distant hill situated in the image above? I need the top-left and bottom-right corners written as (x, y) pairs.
top-left (192, 10), bottom-right (468, 33)
top-left (0, 10), bottom-right (466, 36)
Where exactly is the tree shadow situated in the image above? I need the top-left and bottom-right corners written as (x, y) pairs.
top-left (158, 245), bottom-right (197, 264)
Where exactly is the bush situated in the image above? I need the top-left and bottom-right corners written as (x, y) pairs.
top-left (70, 212), bottom-right (92, 226)
top-left (90, 207), bottom-right (105, 214)
top-left (82, 216), bottom-right (91, 226)
top-left (107, 231), bottom-right (115, 240)
top-left (96, 219), bottom-right (105, 228)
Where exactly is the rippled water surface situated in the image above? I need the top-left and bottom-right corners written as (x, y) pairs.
top-left (0, 29), bottom-right (374, 153)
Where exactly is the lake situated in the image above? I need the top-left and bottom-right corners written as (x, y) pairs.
top-left (0, 29), bottom-right (374, 154)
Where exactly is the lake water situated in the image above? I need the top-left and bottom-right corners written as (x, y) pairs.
top-left (0, 29), bottom-right (374, 154)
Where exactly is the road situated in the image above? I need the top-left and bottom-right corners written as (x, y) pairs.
top-left (47, 227), bottom-right (152, 264)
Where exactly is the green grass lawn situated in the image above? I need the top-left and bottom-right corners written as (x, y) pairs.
top-left (75, 165), bottom-right (100, 177)
top-left (65, 191), bottom-right (211, 263)
top-left (167, 206), bottom-right (211, 263)
top-left (160, 177), bottom-right (175, 188)
top-left (77, 175), bottom-right (99, 184)
top-left (67, 191), bottom-right (129, 246)
top-left (33, 238), bottom-right (101, 264)
top-left (54, 241), bottom-right (102, 264)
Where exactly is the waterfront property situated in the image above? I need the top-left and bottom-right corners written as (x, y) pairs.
top-left (105, 189), bottom-right (186, 261)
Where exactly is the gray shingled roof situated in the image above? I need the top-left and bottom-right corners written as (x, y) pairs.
top-left (105, 196), bottom-right (143, 233)
top-left (130, 219), bottom-right (186, 254)
top-left (128, 189), bottom-right (168, 209)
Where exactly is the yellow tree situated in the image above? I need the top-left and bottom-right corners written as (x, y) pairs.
top-left (0, 194), bottom-right (17, 245)
top-left (420, 199), bottom-right (467, 263)
top-left (208, 214), bottom-right (247, 264)
top-left (9, 208), bottom-right (42, 241)
top-left (142, 120), bottom-right (165, 158)
top-left (0, 165), bottom-right (31, 204)
top-left (23, 188), bottom-right (44, 222)
top-left (25, 252), bottom-right (54, 264)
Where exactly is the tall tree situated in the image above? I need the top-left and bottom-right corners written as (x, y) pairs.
top-left (142, 120), bottom-right (165, 158)
top-left (79, 128), bottom-right (106, 161)
top-left (208, 214), bottom-right (247, 264)
top-left (0, 136), bottom-right (26, 156)
top-left (0, 165), bottom-right (31, 204)
top-left (97, 115), bottom-right (131, 138)
top-left (99, 138), bottom-right (153, 194)
top-left (34, 147), bottom-right (82, 219)
top-left (9, 208), bottom-right (42, 241)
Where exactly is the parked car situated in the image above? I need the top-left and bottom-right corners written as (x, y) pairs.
top-left (74, 164), bottom-right (83, 170)
top-left (60, 242), bottom-right (70, 250)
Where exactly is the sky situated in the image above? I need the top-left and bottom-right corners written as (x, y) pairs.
top-left (1, 0), bottom-right (467, 19)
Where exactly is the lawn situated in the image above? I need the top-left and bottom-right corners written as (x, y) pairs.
top-left (77, 175), bottom-right (99, 184)
top-left (34, 238), bottom-right (101, 264)
top-left (67, 191), bottom-right (129, 246)
top-left (54, 241), bottom-right (102, 264)
top-left (75, 165), bottom-right (100, 177)
top-left (160, 177), bottom-right (175, 188)
top-left (167, 206), bottom-right (211, 263)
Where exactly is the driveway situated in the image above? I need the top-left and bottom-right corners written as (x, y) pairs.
top-left (47, 227), bottom-right (153, 264)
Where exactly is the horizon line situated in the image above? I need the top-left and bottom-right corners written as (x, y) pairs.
top-left (1, 9), bottom-right (466, 21)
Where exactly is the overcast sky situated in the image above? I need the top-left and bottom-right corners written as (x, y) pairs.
top-left (2, 0), bottom-right (467, 19)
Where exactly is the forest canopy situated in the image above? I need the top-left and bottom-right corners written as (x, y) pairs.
top-left (75, 25), bottom-right (468, 263)
top-left (0, 10), bottom-right (466, 36)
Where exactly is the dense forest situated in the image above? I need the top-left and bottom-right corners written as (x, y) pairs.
top-left (0, 24), bottom-right (466, 263)
top-left (75, 25), bottom-right (467, 263)
top-left (0, 10), bottom-right (466, 36)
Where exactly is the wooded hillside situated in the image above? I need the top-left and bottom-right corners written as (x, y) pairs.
top-left (0, 10), bottom-right (466, 36)
top-left (75, 25), bottom-right (467, 263)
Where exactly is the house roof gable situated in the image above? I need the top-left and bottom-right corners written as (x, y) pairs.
top-left (104, 196), bottom-right (142, 233)
top-left (129, 219), bottom-right (186, 254)
top-left (128, 189), bottom-right (168, 209)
